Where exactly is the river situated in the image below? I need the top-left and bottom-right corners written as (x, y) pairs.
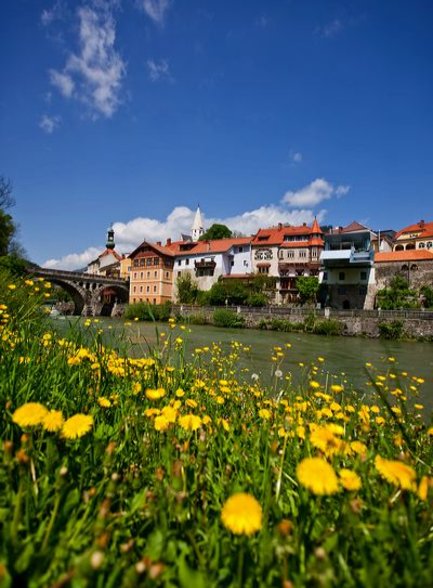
top-left (52, 316), bottom-right (433, 410)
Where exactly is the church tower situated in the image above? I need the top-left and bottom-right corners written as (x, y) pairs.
top-left (191, 205), bottom-right (204, 242)
top-left (106, 224), bottom-right (115, 250)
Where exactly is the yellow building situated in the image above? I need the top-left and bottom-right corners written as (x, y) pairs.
top-left (119, 256), bottom-right (131, 280)
top-left (128, 241), bottom-right (175, 305)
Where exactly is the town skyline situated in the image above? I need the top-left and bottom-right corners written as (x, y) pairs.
top-left (1, 0), bottom-right (432, 268)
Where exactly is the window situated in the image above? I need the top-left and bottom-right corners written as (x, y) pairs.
top-left (337, 286), bottom-right (347, 295)
top-left (339, 272), bottom-right (345, 281)
top-left (153, 299), bottom-right (156, 304)
top-left (154, 271), bottom-right (157, 277)
top-left (147, 271), bottom-right (150, 278)
top-left (140, 286), bottom-right (143, 292)
top-left (299, 250), bottom-right (307, 258)
top-left (427, 242), bottom-right (433, 249)
top-left (146, 258), bottom-right (152, 266)
top-left (254, 248), bottom-right (273, 260)
top-left (133, 272), bottom-right (137, 279)
top-left (133, 286), bottom-right (136, 293)
top-left (185, 259), bottom-right (189, 265)
top-left (258, 266), bottom-right (269, 274)
top-left (311, 248), bottom-right (317, 258)
top-left (323, 272), bottom-right (328, 281)
top-left (288, 251), bottom-right (295, 259)
top-left (178, 271), bottom-right (181, 277)
top-left (146, 286), bottom-right (150, 293)
top-left (196, 268), bottom-right (214, 277)
top-left (360, 271), bottom-right (367, 281)
top-left (166, 272), bottom-right (169, 278)
top-left (359, 286), bottom-right (367, 295)
top-left (140, 272), bottom-right (143, 279)
top-left (153, 286), bottom-right (157, 292)
top-left (231, 260), bottom-right (235, 266)
top-left (238, 247), bottom-right (243, 253)
top-left (139, 259), bottom-right (145, 266)
top-left (243, 260), bottom-right (249, 267)
top-left (153, 257), bottom-right (159, 265)
top-left (177, 260), bottom-right (181, 266)
top-left (419, 242), bottom-right (425, 248)
top-left (278, 250), bottom-right (284, 260)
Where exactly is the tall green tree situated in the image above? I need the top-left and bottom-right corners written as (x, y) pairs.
top-left (296, 276), bottom-right (320, 304)
top-left (0, 176), bottom-right (16, 256)
top-left (198, 223), bottom-right (232, 241)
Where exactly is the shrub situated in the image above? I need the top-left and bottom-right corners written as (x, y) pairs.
top-left (186, 313), bottom-right (209, 325)
top-left (378, 320), bottom-right (405, 340)
top-left (269, 318), bottom-right (302, 332)
top-left (246, 292), bottom-right (268, 307)
top-left (212, 308), bottom-right (245, 328)
top-left (124, 301), bottom-right (172, 322)
top-left (312, 319), bottom-right (344, 336)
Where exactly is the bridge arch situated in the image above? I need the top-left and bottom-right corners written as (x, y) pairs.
top-left (48, 278), bottom-right (89, 315)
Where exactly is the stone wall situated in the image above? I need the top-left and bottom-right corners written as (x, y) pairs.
top-left (173, 305), bottom-right (433, 339)
top-left (375, 260), bottom-right (433, 290)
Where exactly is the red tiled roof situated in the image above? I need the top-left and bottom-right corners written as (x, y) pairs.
top-left (375, 250), bottom-right (433, 263)
top-left (394, 220), bottom-right (433, 240)
top-left (252, 223), bottom-right (318, 246)
top-left (129, 241), bottom-right (175, 259)
top-left (341, 221), bottom-right (370, 233)
top-left (99, 249), bottom-right (122, 261)
top-left (169, 237), bottom-right (251, 256)
top-left (311, 218), bottom-right (323, 234)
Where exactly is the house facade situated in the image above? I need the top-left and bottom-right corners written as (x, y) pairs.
top-left (172, 237), bottom-right (252, 297)
top-left (393, 220), bottom-right (433, 252)
top-left (251, 220), bottom-right (324, 303)
top-left (128, 241), bottom-right (175, 305)
top-left (319, 222), bottom-right (376, 309)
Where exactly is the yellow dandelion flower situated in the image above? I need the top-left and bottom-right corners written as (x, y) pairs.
top-left (374, 455), bottom-right (416, 491)
top-left (175, 388), bottom-right (185, 397)
top-left (339, 469), bottom-right (362, 491)
top-left (61, 414), bottom-right (93, 440)
top-left (145, 388), bottom-right (166, 400)
top-left (417, 476), bottom-right (433, 501)
top-left (258, 408), bottom-right (272, 420)
top-left (296, 457), bottom-right (339, 495)
top-left (186, 399), bottom-right (198, 408)
top-left (309, 380), bottom-right (321, 390)
top-left (42, 410), bottom-right (64, 432)
top-left (12, 402), bottom-right (48, 428)
top-left (179, 414), bottom-right (202, 431)
top-left (330, 384), bottom-right (344, 393)
top-left (221, 493), bottom-right (262, 536)
top-left (154, 415), bottom-right (170, 432)
top-left (309, 426), bottom-right (343, 456)
top-left (161, 405), bottom-right (177, 423)
top-left (427, 427), bottom-right (433, 437)
top-left (97, 397), bottom-right (112, 408)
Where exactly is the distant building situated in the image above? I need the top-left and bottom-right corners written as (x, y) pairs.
top-left (191, 205), bottom-right (205, 242)
top-left (128, 240), bottom-right (175, 305)
top-left (375, 249), bottom-right (433, 291)
top-left (319, 222), bottom-right (376, 309)
top-left (172, 237), bottom-right (252, 297)
top-left (393, 220), bottom-right (433, 252)
top-left (251, 220), bottom-right (324, 304)
top-left (86, 225), bottom-right (123, 277)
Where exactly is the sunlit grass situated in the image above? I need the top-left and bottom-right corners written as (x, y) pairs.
top-left (1, 273), bottom-right (433, 587)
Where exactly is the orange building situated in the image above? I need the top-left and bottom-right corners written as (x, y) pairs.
top-left (393, 220), bottom-right (433, 251)
top-left (128, 241), bottom-right (175, 305)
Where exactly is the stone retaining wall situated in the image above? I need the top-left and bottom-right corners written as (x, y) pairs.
top-left (173, 305), bottom-right (433, 339)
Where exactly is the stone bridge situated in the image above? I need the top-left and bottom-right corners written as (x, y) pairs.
top-left (28, 267), bottom-right (130, 316)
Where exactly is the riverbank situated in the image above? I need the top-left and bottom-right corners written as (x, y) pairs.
top-left (172, 304), bottom-right (433, 340)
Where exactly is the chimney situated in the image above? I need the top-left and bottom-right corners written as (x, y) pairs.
top-left (420, 219), bottom-right (425, 228)
top-left (156, 241), bottom-right (161, 246)
top-left (302, 222), bottom-right (307, 227)
top-left (278, 222), bottom-right (283, 230)
top-left (166, 238), bottom-right (172, 246)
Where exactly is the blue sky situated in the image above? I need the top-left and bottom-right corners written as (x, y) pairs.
top-left (1, 0), bottom-right (432, 269)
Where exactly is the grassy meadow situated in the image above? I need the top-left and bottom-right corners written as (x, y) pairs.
top-left (1, 272), bottom-right (433, 587)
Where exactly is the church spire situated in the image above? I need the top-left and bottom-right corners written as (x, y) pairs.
top-left (106, 224), bottom-right (115, 250)
top-left (191, 205), bottom-right (204, 242)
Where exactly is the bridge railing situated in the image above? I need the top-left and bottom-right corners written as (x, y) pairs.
top-left (29, 267), bottom-right (129, 285)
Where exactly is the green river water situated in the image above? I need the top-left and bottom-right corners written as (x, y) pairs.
top-left (54, 316), bottom-right (433, 411)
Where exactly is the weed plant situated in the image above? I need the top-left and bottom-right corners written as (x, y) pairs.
top-left (0, 274), bottom-right (433, 587)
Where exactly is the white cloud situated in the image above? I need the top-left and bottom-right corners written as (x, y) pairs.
top-left (141, 0), bottom-right (171, 24)
top-left (43, 204), bottom-right (328, 270)
top-left (147, 59), bottom-right (171, 81)
top-left (336, 185), bottom-right (350, 197)
top-left (49, 70), bottom-right (75, 97)
top-left (44, 247), bottom-right (101, 271)
top-left (282, 178), bottom-right (350, 207)
top-left (41, 1), bottom-right (66, 26)
top-left (290, 150), bottom-right (303, 163)
top-left (39, 114), bottom-right (62, 134)
top-left (49, 5), bottom-right (125, 118)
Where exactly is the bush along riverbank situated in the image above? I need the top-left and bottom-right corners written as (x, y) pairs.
top-left (2, 272), bottom-right (433, 586)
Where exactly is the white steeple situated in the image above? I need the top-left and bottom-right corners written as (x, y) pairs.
top-left (191, 205), bottom-right (204, 242)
